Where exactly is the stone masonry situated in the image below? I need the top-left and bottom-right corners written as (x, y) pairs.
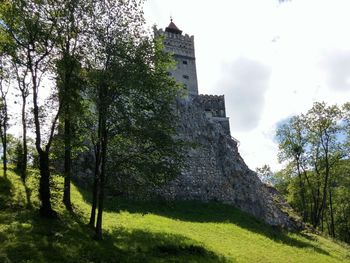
top-left (154, 20), bottom-right (302, 230)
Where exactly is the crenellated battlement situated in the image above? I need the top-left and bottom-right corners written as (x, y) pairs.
top-left (154, 28), bottom-right (194, 41)
top-left (191, 94), bottom-right (230, 135)
top-left (196, 94), bottom-right (226, 118)
top-left (154, 27), bottom-right (195, 58)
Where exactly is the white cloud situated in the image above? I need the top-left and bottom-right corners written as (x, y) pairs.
top-left (144, 0), bottom-right (350, 171)
top-left (220, 58), bottom-right (271, 132)
top-left (320, 49), bottom-right (350, 92)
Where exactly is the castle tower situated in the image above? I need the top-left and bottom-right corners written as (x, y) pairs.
top-left (154, 19), bottom-right (199, 96)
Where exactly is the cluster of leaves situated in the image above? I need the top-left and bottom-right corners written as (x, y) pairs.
top-left (275, 102), bottom-right (350, 243)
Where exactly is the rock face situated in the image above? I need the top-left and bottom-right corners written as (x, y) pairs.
top-left (156, 97), bottom-right (301, 230)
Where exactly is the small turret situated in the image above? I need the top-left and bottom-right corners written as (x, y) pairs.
top-left (165, 19), bottom-right (183, 34)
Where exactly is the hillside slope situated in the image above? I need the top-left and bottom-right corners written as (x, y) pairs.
top-left (0, 169), bottom-right (349, 263)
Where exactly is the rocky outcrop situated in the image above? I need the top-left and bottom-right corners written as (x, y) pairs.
top-left (156, 97), bottom-right (302, 230)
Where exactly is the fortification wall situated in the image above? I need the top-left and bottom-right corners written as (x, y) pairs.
top-left (156, 97), bottom-right (302, 230)
top-left (194, 95), bottom-right (230, 135)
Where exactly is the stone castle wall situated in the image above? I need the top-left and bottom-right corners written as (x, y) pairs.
top-left (156, 97), bottom-right (301, 230)
top-left (195, 95), bottom-right (230, 135)
top-left (72, 23), bottom-right (303, 231)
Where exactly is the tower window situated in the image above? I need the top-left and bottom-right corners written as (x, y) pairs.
top-left (183, 75), bottom-right (189, 80)
top-left (182, 60), bottom-right (188, 65)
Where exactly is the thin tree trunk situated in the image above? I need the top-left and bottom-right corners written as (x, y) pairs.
top-left (329, 185), bottom-right (335, 237)
top-left (89, 142), bottom-right (100, 227)
top-left (0, 113), bottom-right (7, 177)
top-left (296, 159), bottom-right (307, 221)
top-left (21, 94), bottom-right (31, 208)
top-left (95, 111), bottom-right (107, 240)
top-left (0, 80), bottom-right (7, 178)
top-left (1, 134), bottom-right (6, 178)
top-left (21, 93), bottom-right (27, 182)
top-left (32, 70), bottom-right (56, 217)
top-left (38, 151), bottom-right (56, 218)
top-left (63, 112), bottom-right (72, 211)
top-left (317, 154), bottom-right (330, 227)
top-left (303, 167), bottom-right (318, 227)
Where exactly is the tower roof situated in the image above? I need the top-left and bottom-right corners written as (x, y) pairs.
top-left (165, 19), bottom-right (182, 34)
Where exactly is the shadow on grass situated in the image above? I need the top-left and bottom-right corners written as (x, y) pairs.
top-left (76, 184), bottom-right (331, 257)
top-left (0, 175), bottom-right (14, 209)
top-left (0, 208), bottom-right (229, 263)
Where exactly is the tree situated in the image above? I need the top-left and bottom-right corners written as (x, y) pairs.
top-left (0, 0), bottom-right (30, 183)
top-left (276, 102), bottom-right (348, 241)
top-left (53, 0), bottom-right (89, 211)
top-left (343, 102), bottom-right (350, 158)
top-left (84, 0), bottom-right (182, 240)
top-left (11, 52), bottom-right (30, 182)
top-left (256, 164), bottom-right (275, 185)
top-left (0, 0), bottom-right (60, 217)
top-left (0, 56), bottom-right (9, 177)
top-left (305, 102), bottom-right (342, 235)
top-left (276, 115), bottom-right (308, 220)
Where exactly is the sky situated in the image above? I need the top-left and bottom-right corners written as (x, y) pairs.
top-left (144, 0), bottom-right (350, 171)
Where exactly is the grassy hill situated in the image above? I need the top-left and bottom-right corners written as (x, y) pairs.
top-left (0, 169), bottom-right (349, 263)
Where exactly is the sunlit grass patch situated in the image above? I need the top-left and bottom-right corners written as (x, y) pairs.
top-left (0, 169), bottom-right (349, 262)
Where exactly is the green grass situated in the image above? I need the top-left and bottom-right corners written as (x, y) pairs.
top-left (0, 169), bottom-right (349, 263)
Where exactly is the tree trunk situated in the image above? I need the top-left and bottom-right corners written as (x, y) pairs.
top-left (1, 135), bottom-right (6, 178)
top-left (21, 94), bottom-right (27, 182)
top-left (0, 118), bottom-right (7, 177)
top-left (329, 185), bottom-right (335, 237)
top-left (95, 113), bottom-right (107, 240)
top-left (317, 153), bottom-right (330, 227)
top-left (296, 160), bottom-right (307, 221)
top-left (89, 142), bottom-right (100, 227)
top-left (0, 89), bottom-right (7, 178)
top-left (38, 151), bottom-right (56, 218)
top-left (63, 113), bottom-right (72, 211)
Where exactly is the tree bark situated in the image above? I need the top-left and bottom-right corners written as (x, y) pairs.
top-left (329, 185), bottom-right (335, 237)
top-left (89, 142), bottom-right (100, 227)
top-left (21, 93), bottom-right (27, 182)
top-left (95, 106), bottom-right (107, 240)
top-left (0, 107), bottom-right (7, 178)
top-left (38, 151), bottom-right (56, 218)
top-left (32, 71), bottom-right (57, 218)
top-left (296, 158), bottom-right (307, 221)
top-left (63, 112), bottom-right (72, 211)
top-left (1, 131), bottom-right (6, 178)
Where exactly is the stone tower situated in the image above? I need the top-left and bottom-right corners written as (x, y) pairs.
top-left (154, 19), bottom-right (199, 96)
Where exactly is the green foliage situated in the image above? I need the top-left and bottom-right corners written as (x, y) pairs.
top-left (12, 141), bottom-right (23, 172)
top-left (83, 11), bottom-right (184, 197)
top-left (256, 164), bottom-right (275, 185)
top-left (276, 101), bottom-right (350, 243)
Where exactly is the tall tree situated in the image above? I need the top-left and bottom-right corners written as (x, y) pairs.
top-left (12, 60), bottom-right (30, 182)
top-left (85, 0), bottom-right (182, 240)
top-left (276, 102), bottom-right (346, 239)
top-left (0, 0), bottom-right (60, 217)
top-left (0, 56), bottom-right (9, 177)
top-left (276, 115), bottom-right (308, 220)
top-left (305, 102), bottom-right (342, 235)
top-left (54, 0), bottom-right (88, 211)
top-left (1, 1), bottom-right (30, 182)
